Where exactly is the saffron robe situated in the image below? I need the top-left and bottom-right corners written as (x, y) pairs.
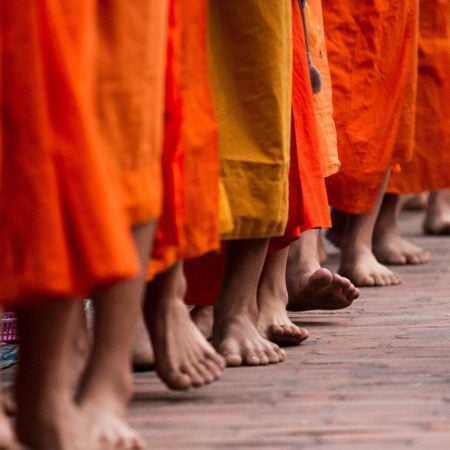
top-left (185, 0), bottom-right (330, 303)
top-left (389, 0), bottom-right (450, 194)
top-left (209, 0), bottom-right (292, 239)
top-left (0, 1), bottom-right (159, 306)
top-left (324, 0), bottom-right (419, 213)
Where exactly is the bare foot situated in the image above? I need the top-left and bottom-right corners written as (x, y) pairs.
top-left (17, 397), bottom-right (101, 450)
top-left (373, 232), bottom-right (431, 265)
top-left (84, 405), bottom-right (145, 450)
top-left (287, 268), bottom-right (360, 311)
top-left (132, 314), bottom-right (154, 371)
top-left (190, 305), bottom-right (214, 340)
top-left (145, 263), bottom-right (225, 390)
top-left (256, 247), bottom-right (308, 346)
top-left (78, 371), bottom-right (144, 450)
top-left (2, 388), bottom-right (16, 417)
top-left (149, 298), bottom-right (225, 390)
top-left (339, 247), bottom-right (402, 287)
top-left (373, 192), bottom-right (431, 265)
top-left (424, 191), bottom-right (450, 235)
top-left (257, 288), bottom-right (308, 347)
top-left (213, 313), bottom-right (286, 366)
top-left (0, 408), bottom-right (14, 449)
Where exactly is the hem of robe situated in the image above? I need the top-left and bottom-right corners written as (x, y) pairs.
top-left (326, 171), bottom-right (386, 214)
top-left (219, 161), bottom-right (290, 240)
top-left (210, 0), bottom-right (292, 240)
top-left (119, 165), bottom-right (163, 225)
top-left (270, 0), bottom-right (331, 251)
top-left (388, 0), bottom-right (450, 196)
top-left (184, 249), bottom-right (224, 307)
top-left (323, 0), bottom-right (419, 215)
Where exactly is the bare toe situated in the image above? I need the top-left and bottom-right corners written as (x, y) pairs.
top-left (242, 348), bottom-right (262, 366)
top-left (164, 370), bottom-right (192, 390)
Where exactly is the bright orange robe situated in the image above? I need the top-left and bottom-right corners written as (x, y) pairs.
top-left (324, 1), bottom-right (419, 214)
top-left (0, 1), bottom-right (142, 306)
top-left (97, 1), bottom-right (169, 225)
top-left (389, 0), bottom-right (450, 194)
top-left (150, 0), bottom-right (220, 276)
top-left (308, 0), bottom-right (340, 178)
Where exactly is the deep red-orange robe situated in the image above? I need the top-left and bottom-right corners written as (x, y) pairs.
top-left (389, 0), bottom-right (450, 194)
top-left (149, 0), bottom-right (220, 277)
top-left (270, 0), bottom-right (331, 251)
top-left (324, 1), bottom-right (419, 213)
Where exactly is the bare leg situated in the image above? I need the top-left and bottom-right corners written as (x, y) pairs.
top-left (78, 221), bottom-right (156, 450)
top-left (16, 300), bottom-right (99, 450)
top-left (318, 231), bottom-right (328, 264)
top-left (131, 313), bottom-right (154, 371)
top-left (326, 209), bottom-right (347, 248)
top-left (144, 262), bottom-right (225, 390)
top-left (401, 192), bottom-right (428, 211)
top-left (424, 190), bottom-right (450, 235)
top-left (256, 247), bottom-right (309, 346)
top-left (286, 229), bottom-right (359, 311)
top-left (0, 309), bottom-right (15, 449)
top-left (190, 305), bottom-right (214, 340)
top-left (213, 239), bottom-right (285, 366)
top-left (338, 170), bottom-right (402, 287)
top-left (69, 303), bottom-right (91, 395)
top-left (373, 193), bottom-right (431, 264)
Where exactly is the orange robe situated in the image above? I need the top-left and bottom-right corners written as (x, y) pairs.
top-left (324, 1), bottom-right (419, 214)
top-left (271, 0), bottom-right (331, 251)
top-left (389, 0), bottom-right (450, 194)
top-left (149, 0), bottom-right (220, 277)
top-left (97, 1), bottom-right (169, 225)
top-left (0, 1), bottom-right (141, 306)
top-left (308, 0), bottom-right (340, 178)
top-left (185, 0), bottom-right (331, 304)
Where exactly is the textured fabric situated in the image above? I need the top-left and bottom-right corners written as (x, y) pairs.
top-left (149, 0), bottom-right (221, 276)
top-left (270, 0), bottom-right (331, 251)
top-left (97, 0), bottom-right (169, 225)
top-left (184, 0), bottom-right (294, 305)
top-left (308, 0), bottom-right (340, 178)
top-left (0, 1), bottom-right (140, 306)
top-left (208, 0), bottom-right (292, 239)
top-left (389, 0), bottom-right (450, 194)
top-left (324, 0), bottom-right (419, 214)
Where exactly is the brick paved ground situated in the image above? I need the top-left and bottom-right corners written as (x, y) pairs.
top-left (2, 209), bottom-right (450, 449)
top-left (131, 209), bottom-right (450, 449)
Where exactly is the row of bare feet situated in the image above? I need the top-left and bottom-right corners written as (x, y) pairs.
top-left (133, 230), bottom-right (359, 383)
top-left (3, 191), bottom-right (447, 449)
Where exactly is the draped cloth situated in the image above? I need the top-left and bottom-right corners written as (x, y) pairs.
top-left (308, 0), bottom-right (340, 178)
top-left (185, 0), bottom-right (330, 304)
top-left (324, 0), bottom-right (419, 213)
top-left (149, 0), bottom-right (221, 277)
top-left (97, 0), bottom-right (169, 225)
top-left (389, 0), bottom-right (450, 194)
top-left (0, 1), bottom-right (168, 306)
top-left (208, 0), bottom-right (292, 239)
top-left (270, 0), bottom-right (331, 251)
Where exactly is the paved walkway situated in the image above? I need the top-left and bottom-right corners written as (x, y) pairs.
top-left (132, 209), bottom-right (450, 449)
